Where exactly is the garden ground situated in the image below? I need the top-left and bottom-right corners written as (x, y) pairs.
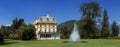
top-left (0, 39), bottom-right (120, 47)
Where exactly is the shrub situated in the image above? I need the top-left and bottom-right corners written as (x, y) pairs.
top-left (9, 33), bottom-right (20, 40)
top-left (107, 36), bottom-right (120, 39)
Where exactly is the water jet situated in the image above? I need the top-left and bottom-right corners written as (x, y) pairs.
top-left (69, 23), bottom-right (80, 42)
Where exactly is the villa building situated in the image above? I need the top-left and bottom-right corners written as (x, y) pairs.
top-left (33, 13), bottom-right (60, 40)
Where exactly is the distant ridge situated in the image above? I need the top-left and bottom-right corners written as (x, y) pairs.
top-left (57, 20), bottom-right (76, 31)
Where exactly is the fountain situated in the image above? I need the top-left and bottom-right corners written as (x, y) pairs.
top-left (69, 23), bottom-right (80, 42)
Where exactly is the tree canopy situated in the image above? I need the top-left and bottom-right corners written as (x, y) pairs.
top-left (80, 2), bottom-right (101, 20)
top-left (78, 2), bottom-right (101, 39)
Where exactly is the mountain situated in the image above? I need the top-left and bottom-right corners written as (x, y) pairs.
top-left (57, 20), bottom-right (76, 31)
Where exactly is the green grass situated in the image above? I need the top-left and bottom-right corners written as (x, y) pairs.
top-left (1, 39), bottom-right (120, 47)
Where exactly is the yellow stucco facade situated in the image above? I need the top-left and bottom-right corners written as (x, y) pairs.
top-left (33, 13), bottom-right (60, 40)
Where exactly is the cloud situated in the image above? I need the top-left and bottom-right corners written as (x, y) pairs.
top-left (5, 24), bottom-right (11, 26)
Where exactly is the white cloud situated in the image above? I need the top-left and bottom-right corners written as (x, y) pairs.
top-left (5, 24), bottom-right (11, 26)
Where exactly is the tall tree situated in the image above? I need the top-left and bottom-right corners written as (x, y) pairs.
top-left (79, 2), bottom-right (101, 38)
top-left (101, 9), bottom-right (110, 38)
top-left (111, 21), bottom-right (119, 37)
top-left (11, 17), bottom-right (24, 30)
top-left (9, 18), bottom-right (25, 39)
top-left (80, 2), bottom-right (101, 20)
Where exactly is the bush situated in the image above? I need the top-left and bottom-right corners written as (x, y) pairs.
top-left (106, 36), bottom-right (120, 39)
top-left (9, 33), bottom-right (20, 40)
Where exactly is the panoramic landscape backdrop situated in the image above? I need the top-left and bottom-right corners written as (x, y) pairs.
top-left (0, 0), bottom-right (120, 47)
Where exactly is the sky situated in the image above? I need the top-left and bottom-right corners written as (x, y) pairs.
top-left (0, 0), bottom-right (120, 25)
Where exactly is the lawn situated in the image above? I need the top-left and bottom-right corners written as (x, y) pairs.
top-left (0, 39), bottom-right (120, 47)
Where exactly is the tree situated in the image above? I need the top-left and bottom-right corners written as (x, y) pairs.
top-left (78, 18), bottom-right (100, 39)
top-left (11, 17), bottom-right (24, 30)
top-left (60, 25), bottom-right (70, 39)
top-left (111, 21), bottom-right (119, 37)
top-left (8, 18), bottom-right (25, 39)
top-left (18, 24), bottom-right (36, 40)
top-left (0, 31), bottom-right (4, 44)
top-left (79, 2), bottom-right (101, 39)
top-left (0, 25), bottom-right (14, 39)
top-left (101, 9), bottom-right (110, 38)
top-left (80, 2), bottom-right (101, 20)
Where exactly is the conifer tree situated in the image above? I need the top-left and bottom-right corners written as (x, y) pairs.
top-left (101, 9), bottom-right (110, 38)
top-left (111, 21), bottom-right (119, 37)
